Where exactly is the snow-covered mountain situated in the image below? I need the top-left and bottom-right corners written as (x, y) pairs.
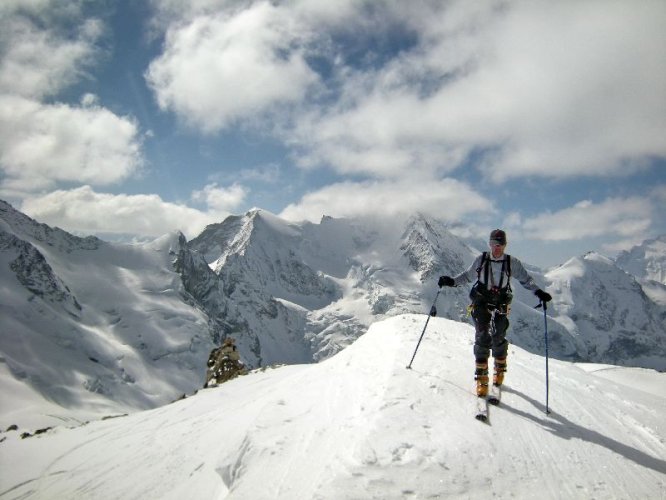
top-left (615, 235), bottom-right (666, 309)
top-left (187, 208), bottom-right (665, 370)
top-left (0, 200), bottom-right (217, 427)
top-left (546, 252), bottom-right (666, 370)
top-left (2, 315), bottom-right (664, 499)
top-left (1, 200), bottom-right (665, 430)
top-left (616, 235), bottom-right (666, 285)
top-left (186, 210), bottom-right (483, 367)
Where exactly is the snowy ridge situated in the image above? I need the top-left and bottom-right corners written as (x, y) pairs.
top-left (2, 315), bottom-right (664, 499)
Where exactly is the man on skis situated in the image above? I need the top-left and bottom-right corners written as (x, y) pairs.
top-left (438, 229), bottom-right (552, 397)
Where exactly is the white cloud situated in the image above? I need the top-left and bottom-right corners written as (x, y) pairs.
top-left (0, 95), bottom-right (143, 193)
top-left (145, 2), bottom-right (318, 133)
top-left (651, 184), bottom-right (666, 204)
top-left (521, 197), bottom-right (653, 241)
top-left (239, 163), bottom-right (281, 183)
top-left (0, 4), bottom-right (146, 199)
top-left (295, 1), bottom-right (666, 180)
top-left (601, 237), bottom-right (647, 257)
top-left (148, 1), bottom-right (665, 182)
top-left (81, 93), bottom-right (100, 107)
top-left (289, 91), bottom-right (470, 179)
top-left (20, 186), bottom-right (223, 239)
top-left (465, 2), bottom-right (666, 180)
top-left (191, 182), bottom-right (247, 212)
top-left (0, 14), bottom-right (102, 99)
top-left (279, 178), bottom-right (492, 223)
top-left (147, 0), bottom-right (361, 41)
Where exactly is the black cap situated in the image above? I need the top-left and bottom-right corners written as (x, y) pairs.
top-left (489, 229), bottom-right (507, 245)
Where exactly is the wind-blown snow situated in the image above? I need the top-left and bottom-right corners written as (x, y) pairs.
top-left (2, 315), bottom-right (664, 499)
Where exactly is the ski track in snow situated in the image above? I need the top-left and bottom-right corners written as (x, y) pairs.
top-left (1, 315), bottom-right (665, 499)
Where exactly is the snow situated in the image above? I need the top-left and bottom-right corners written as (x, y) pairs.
top-left (616, 235), bottom-right (666, 285)
top-left (0, 218), bottom-right (214, 428)
top-left (2, 201), bottom-right (666, 498)
top-left (2, 314), bottom-right (664, 499)
top-left (545, 252), bottom-right (666, 370)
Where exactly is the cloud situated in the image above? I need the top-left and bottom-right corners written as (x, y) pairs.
top-left (521, 197), bottom-right (653, 241)
top-left (145, 2), bottom-right (318, 133)
top-left (464, 2), bottom-right (666, 180)
top-left (0, 95), bottom-right (143, 193)
top-left (238, 163), bottom-right (281, 183)
top-left (191, 182), bottom-right (247, 212)
top-left (288, 91), bottom-right (470, 179)
top-left (147, 1), bottom-right (665, 182)
top-left (0, 4), bottom-right (145, 199)
top-left (279, 178), bottom-right (492, 223)
top-left (0, 11), bottom-right (102, 99)
top-left (20, 185), bottom-right (231, 239)
top-left (651, 184), bottom-right (666, 204)
top-left (304, 2), bottom-right (665, 180)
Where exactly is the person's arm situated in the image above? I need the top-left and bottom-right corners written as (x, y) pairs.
top-left (439, 254), bottom-right (483, 287)
top-left (509, 256), bottom-right (539, 292)
top-left (510, 256), bottom-right (552, 302)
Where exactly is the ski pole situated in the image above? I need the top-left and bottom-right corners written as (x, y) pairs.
top-left (406, 289), bottom-right (441, 369)
top-left (537, 299), bottom-right (551, 414)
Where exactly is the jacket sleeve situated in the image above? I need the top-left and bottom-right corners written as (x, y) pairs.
top-left (509, 256), bottom-right (539, 291)
top-left (452, 254), bottom-right (483, 287)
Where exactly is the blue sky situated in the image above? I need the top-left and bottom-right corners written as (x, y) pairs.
top-left (0, 0), bottom-right (664, 268)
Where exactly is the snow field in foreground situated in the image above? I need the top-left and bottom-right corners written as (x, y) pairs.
top-left (1, 314), bottom-right (664, 499)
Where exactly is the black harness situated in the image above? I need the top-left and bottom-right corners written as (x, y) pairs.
top-left (471, 252), bottom-right (513, 307)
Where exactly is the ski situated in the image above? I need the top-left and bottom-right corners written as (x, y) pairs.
top-left (488, 384), bottom-right (502, 406)
top-left (475, 385), bottom-right (502, 422)
top-left (475, 396), bottom-right (489, 423)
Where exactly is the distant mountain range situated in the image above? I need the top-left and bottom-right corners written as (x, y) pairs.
top-left (1, 200), bottom-right (664, 425)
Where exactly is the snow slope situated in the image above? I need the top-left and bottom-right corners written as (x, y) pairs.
top-left (0, 200), bottom-right (216, 427)
top-left (2, 315), bottom-right (664, 499)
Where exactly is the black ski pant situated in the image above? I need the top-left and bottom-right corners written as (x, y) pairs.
top-left (471, 300), bottom-right (510, 361)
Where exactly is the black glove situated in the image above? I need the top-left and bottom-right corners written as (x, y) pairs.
top-left (438, 276), bottom-right (455, 288)
top-left (535, 289), bottom-right (552, 303)
top-left (430, 306), bottom-right (437, 317)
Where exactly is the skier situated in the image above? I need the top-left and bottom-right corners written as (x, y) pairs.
top-left (205, 337), bottom-right (247, 387)
top-left (438, 229), bottom-right (552, 397)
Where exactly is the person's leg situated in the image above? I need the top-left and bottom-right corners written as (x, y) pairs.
top-left (472, 305), bottom-right (492, 361)
top-left (491, 312), bottom-right (510, 386)
top-left (472, 304), bottom-right (492, 396)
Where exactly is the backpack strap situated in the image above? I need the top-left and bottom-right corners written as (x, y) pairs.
top-left (476, 252), bottom-right (488, 283)
top-left (497, 257), bottom-right (507, 289)
top-left (477, 252), bottom-right (512, 291)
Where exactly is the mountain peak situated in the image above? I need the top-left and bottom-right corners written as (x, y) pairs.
top-left (583, 251), bottom-right (614, 265)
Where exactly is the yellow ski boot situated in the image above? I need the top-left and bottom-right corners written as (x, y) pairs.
top-left (475, 360), bottom-right (489, 397)
top-left (493, 357), bottom-right (507, 387)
